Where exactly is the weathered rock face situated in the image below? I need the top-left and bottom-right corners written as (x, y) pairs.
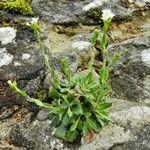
top-left (31, 0), bottom-right (149, 25)
top-left (0, 26), bottom-right (44, 81)
top-left (0, 98), bottom-right (149, 150)
top-left (0, 0), bottom-right (150, 149)
top-left (80, 99), bottom-right (150, 150)
top-left (108, 35), bottom-right (150, 103)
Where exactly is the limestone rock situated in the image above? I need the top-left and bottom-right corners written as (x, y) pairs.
top-left (0, 26), bottom-right (45, 81)
top-left (31, 0), bottom-right (132, 25)
top-left (108, 35), bottom-right (150, 103)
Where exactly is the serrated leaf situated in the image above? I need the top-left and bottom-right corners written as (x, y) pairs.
top-left (50, 69), bottom-right (61, 89)
top-left (96, 102), bottom-right (112, 110)
top-left (101, 32), bottom-right (107, 51)
top-left (72, 104), bottom-right (83, 115)
top-left (100, 67), bottom-right (109, 84)
top-left (60, 58), bottom-right (73, 82)
top-left (85, 71), bottom-right (93, 84)
top-left (61, 114), bottom-right (70, 126)
top-left (91, 30), bottom-right (100, 46)
top-left (60, 101), bottom-right (68, 109)
top-left (108, 53), bottom-right (120, 68)
top-left (85, 94), bottom-right (96, 102)
top-left (50, 106), bottom-right (62, 115)
top-left (66, 130), bottom-right (79, 142)
top-left (82, 121), bottom-right (89, 136)
top-left (95, 109), bottom-right (111, 122)
top-left (54, 126), bottom-right (66, 140)
top-left (70, 116), bottom-right (80, 131)
top-left (67, 108), bottom-right (73, 117)
top-left (49, 88), bottom-right (60, 99)
top-left (86, 117), bottom-right (98, 132)
top-left (94, 113), bottom-right (106, 127)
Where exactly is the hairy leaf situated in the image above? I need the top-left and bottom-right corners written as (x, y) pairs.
top-left (54, 126), bottom-right (66, 140)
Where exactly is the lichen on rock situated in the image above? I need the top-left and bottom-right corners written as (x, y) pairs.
top-left (0, 0), bottom-right (33, 15)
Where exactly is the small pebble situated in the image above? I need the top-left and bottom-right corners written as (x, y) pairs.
top-left (37, 110), bottom-right (49, 121)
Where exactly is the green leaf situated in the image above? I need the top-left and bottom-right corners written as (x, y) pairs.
top-left (54, 126), bottom-right (66, 140)
top-left (61, 114), bottom-right (70, 126)
top-left (101, 32), bottom-right (107, 51)
top-left (49, 88), bottom-right (60, 99)
top-left (8, 80), bottom-right (28, 98)
top-left (50, 115), bottom-right (61, 126)
top-left (85, 112), bottom-right (91, 118)
top-left (50, 69), bottom-right (61, 89)
top-left (60, 58), bottom-right (73, 82)
top-left (60, 101), bottom-right (68, 109)
top-left (86, 117), bottom-right (98, 132)
top-left (100, 67), bottom-right (109, 83)
top-left (50, 106), bottom-right (62, 115)
top-left (67, 108), bottom-right (73, 117)
top-left (103, 18), bottom-right (112, 32)
top-left (108, 53), bottom-right (120, 68)
top-left (85, 94), bottom-right (96, 102)
top-left (66, 130), bottom-right (79, 142)
top-left (33, 99), bottom-right (44, 107)
top-left (91, 30), bottom-right (100, 46)
top-left (94, 113), bottom-right (106, 127)
top-left (72, 104), bottom-right (83, 115)
top-left (66, 92), bottom-right (75, 103)
top-left (70, 116), bottom-right (80, 131)
top-left (95, 109), bottom-right (111, 121)
top-left (96, 102), bottom-right (112, 110)
top-left (82, 121), bottom-right (89, 136)
top-left (85, 71), bottom-right (93, 84)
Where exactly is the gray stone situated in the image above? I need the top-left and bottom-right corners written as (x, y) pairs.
top-left (128, 0), bottom-right (150, 7)
top-left (37, 110), bottom-right (49, 121)
top-left (0, 47), bottom-right (13, 67)
top-left (80, 99), bottom-right (150, 150)
top-left (0, 26), bottom-right (45, 81)
top-left (50, 50), bottom-right (80, 73)
top-left (23, 77), bottom-right (41, 96)
top-left (0, 27), bottom-right (17, 45)
top-left (9, 117), bottom-right (68, 150)
top-left (141, 20), bottom-right (150, 32)
top-left (80, 124), bottom-right (132, 150)
top-left (79, 99), bottom-right (150, 150)
top-left (0, 98), bottom-right (149, 150)
top-left (108, 35), bottom-right (150, 103)
top-left (31, 0), bottom-right (132, 25)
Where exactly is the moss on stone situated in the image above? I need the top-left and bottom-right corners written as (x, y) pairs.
top-left (0, 0), bottom-right (33, 16)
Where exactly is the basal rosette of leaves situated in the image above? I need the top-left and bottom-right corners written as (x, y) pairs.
top-left (47, 58), bottom-right (113, 142)
top-left (8, 10), bottom-right (120, 142)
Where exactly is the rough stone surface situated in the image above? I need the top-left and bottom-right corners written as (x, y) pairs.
top-left (0, 47), bottom-right (13, 67)
top-left (9, 116), bottom-right (68, 150)
top-left (108, 35), bottom-right (150, 103)
top-left (37, 110), bottom-right (49, 121)
top-left (31, 0), bottom-right (134, 24)
top-left (0, 98), bottom-right (148, 150)
top-left (0, 26), bottom-right (45, 81)
top-left (0, 0), bottom-right (150, 149)
top-left (0, 27), bottom-right (16, 45)
top-left (80, 99), bottom-right (150, 150)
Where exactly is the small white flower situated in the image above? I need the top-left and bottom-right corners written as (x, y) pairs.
top-left (31, 17), bottom-right (39, 24)
top-left (101, 9), bottom-right (115, 21)
top-left (7, 80), bottom-right (12, 84)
